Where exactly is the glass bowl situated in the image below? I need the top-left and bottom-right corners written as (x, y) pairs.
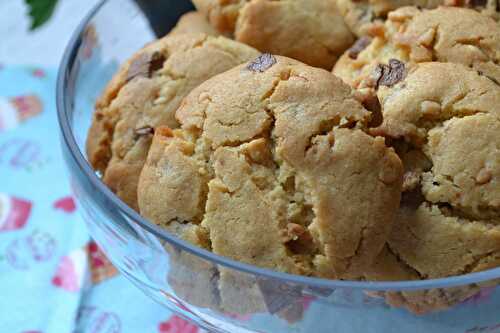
top-left (56, 1), bottom-right (500, 332)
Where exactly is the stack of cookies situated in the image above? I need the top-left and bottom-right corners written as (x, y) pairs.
top-left (86, 0), bottom-right (500, 315)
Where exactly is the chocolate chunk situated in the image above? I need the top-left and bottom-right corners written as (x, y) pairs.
top-left (134, 126), bottom-right (155, 139)
top-left (363, 94), bottom-right (383, 127)
top-left (126, 52), bottom-right (166, 82)
top-left (257, 278), bottom-right (302, 314)
top-left (370, 64), bottom-right (385, 88)
top-left (348, 37), bottom-right (372, 59)
top-left (373, 59), bottom-right (406, 88)
top-left (247, 53), bottom-right (277, 72)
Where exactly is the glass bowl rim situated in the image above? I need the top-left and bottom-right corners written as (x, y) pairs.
top-left (56, 0), bottom-right (500, 292)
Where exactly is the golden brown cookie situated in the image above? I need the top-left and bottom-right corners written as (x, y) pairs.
top-left (375, 62), bottom-right (500, 275)
top-left (365, 244), bottom-right (498, 314)
top-left (337, 0), bottom-right (499, 37)
top-left (169, 11), bottom-right (219, 36)
top-left (192, 0), bottom-right (355, 69)
top-left (445, 0), bottom-right (500, 21)
top-left (86, 33), bottom-right (258, 210)
top-left (333, 6), bottom-right (500, 88)
top-left (337, 0), bottom-right (442, 36)
top-left (138, 54), bottom-right (403, 280)
top-left (359, 61), bottom-right (500, 312)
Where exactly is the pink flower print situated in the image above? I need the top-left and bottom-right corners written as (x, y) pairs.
top-left (31, 68), bottom-right (45, 78)
top-left (52, 248), bottom-right (88, 292)
top-left (6, 230), bottom-right (56, 270)
top-left (158, 316), bottom-right (199, 333)
top-left (0, 193), bottom-right (32, 232)
top-left (53, 196), bottom-right (76, 213)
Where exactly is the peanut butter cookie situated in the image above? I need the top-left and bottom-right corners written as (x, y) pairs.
top-left (333, 6), bottom-right (500, 88)
top-left (86, 33), bottom-right (258, 210)
top-left (192, 0), bottom-right (355, 69)
top-left (138, 55), bottom-right (403, 280)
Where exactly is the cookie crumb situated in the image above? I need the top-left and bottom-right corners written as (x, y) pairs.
top-left (247, 54), bottom-right (277, 72)
top-left (348, 37), bottom-right (372, 59)
top-left (126, 52), bottom-right (166, 82)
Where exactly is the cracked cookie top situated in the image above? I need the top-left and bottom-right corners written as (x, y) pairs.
top-left (333, 6), bottom-right (500, 88)
top-left (368, 61), bottom-right (500, 279)
top-left (85, 33), bottom-right (258, 210)
top-left (337, 0), bottom-right (499, 37)
top-left (191, 0), bottom-right (355, 69)
top-left (138, 55), bottom-right (403, 279)
top-left (337, 0), bottom-right (443, 37)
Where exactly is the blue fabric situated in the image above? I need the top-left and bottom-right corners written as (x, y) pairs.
top-left (0, 65), bottom-right (199, 333)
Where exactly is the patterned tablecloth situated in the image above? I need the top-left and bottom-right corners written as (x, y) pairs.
top-left (0, 64), bottom-right (204, 333)
top-left (0, 2), bottom-right (204, 332)
top-left (2, 2), bottom-right (500, 333)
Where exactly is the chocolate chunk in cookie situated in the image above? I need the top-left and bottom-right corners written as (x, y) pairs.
top-left (126, 52), bottom-right (166, 82)
top-left (334, 7), bottom-right (500, 89)
top-left (375, 59), bottom-right (406, 88)
top-left (247, 53), bottom-right (277, 72)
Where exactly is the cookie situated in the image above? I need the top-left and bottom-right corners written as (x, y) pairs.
top-left (354, 60), bottom-right (500, 314)
top-left (138, 54), bottom-right (403, 280)
top-left (358, 61), bottom-right (500, 312)
top-left (365, 245), bottom-right (498, 314)
top-left (445, 0), bottom-right (500, 21)
top-left (333, 6), bottom-right (500, 88)
top-left (192, 0), bottom-right (355, 69)
top-left (337, 0), bottom-right (499, 37)
top-left (337, 0), bottom-right (442, 37)
top-left (86, 33), bottom-right (258, 210)
top-left (169, 11), bottom-right (219, 36)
